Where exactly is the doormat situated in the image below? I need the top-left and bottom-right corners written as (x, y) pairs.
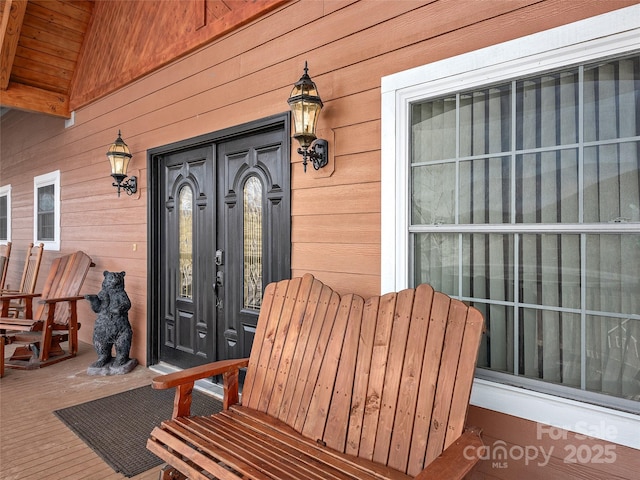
top-left (54, 385), bottom-right (222, 477)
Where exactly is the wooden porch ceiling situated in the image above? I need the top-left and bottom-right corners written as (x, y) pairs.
top-left (0, 0), bottom-right (91, 118)
top-left (0, 0), bottom-right (287, 119)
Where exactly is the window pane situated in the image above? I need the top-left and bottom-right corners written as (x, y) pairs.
top-left (475, 303), bottom-right (514, 375)
top-left (462, 233), bottom-right (514, 302)
top-left (584, 57), bottom-right (639, 143)
top-left (586, 315), bottom-right (640, 400)
top-left (459, 156), bottom-right (510, 224)
top-left (411, 163), bottom-right (455, 224)
top-left (178, 186), bottom-right (193, 299)
top-left (584, 141), bottom-right (640, 223)
top-left (516, 149), bottom-right (579, 224)
top-left (516, 70), bottom-right (579, 150)
top-left (460, 86), bottom-right (511, 157)
top-left (411, 97), bottom-right (456, 163)
top-left (413, 232), bottom-right (458, 295)
top-left (520, 234), bottom-right (581, 309)
top-left (37, 184), bottom-right (55, 241)
top-left (585, 234), bottom-right (640, 316)
top-left (517, 307), bottom-right (582, 388)
top-left (244, 176), bottom-right (263, 310)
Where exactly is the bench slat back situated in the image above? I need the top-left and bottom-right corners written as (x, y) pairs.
top-left (242, 274), bottom-right (484, 476)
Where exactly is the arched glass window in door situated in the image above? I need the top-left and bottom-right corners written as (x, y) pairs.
top-left (244, 176), bottom-right (263, 309)
top-left (178, 185), bottom-right (193, 299)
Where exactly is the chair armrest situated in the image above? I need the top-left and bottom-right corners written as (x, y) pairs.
top-left (414, 427), bottom-right (483, 480)
top-left (0, 292), bottom-right (41, 301)
top-left (0, 288), bottom-right (19, 295)
top-left (152, 358), bottom-right (250, 418)
top-left (1, 293), bottom-right (41, 318)
top-left (40, 295), bottom-right (85, 304)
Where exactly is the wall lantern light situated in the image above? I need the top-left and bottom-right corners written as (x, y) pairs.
top-left (106, 130), bottom-right (137, 197)
top-left (288, 62), bottom-right (328, 172)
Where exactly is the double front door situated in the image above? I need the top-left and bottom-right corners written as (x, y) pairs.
top-left (149, 116), bottom-right (290, 369)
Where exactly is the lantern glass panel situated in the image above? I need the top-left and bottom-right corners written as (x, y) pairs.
top-left (109, 153), bottom-right (130, 175)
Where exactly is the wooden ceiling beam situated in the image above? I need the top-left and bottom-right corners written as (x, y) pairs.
top-left (0, 81), bottom-right (70, 118)
top-left (0, 0), bottom-right (28, 89)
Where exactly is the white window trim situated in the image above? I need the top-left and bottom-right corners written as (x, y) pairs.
top-left (34, 170), bottom-right (61, 251)
top-left (381, 5), bottom-right (640, 449)
top-left (0, 184), bottom-right (11, 243)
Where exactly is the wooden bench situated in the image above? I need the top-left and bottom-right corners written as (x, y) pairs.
top-left (147, 274), bottom-right (485, 480)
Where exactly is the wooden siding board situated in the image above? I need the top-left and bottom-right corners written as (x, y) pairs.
top-left (292, 182), bottom-right (380, 216)
top-left (289, 271), bottom-right (380, 300)
top-left (292, 213), bottom-right (380, 245)
top-left (292, 151), bottom-right (381, 190)
top-left (238, 0), bottom-right (431, 78)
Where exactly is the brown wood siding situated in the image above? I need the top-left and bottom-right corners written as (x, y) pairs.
top-left (466, 406), bottom-right (639, 480)
top-left (1, 2), bottom-right (637, 477)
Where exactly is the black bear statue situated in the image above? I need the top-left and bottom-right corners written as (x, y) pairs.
top-left (85, 271), bottom-right (138, 375)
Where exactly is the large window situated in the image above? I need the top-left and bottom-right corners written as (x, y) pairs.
top-left (34, 171), bottom-right (60, 250)
top-left (381, 6), bottom-right (639, 449)
top-left (410, 56), bottom-right (639, 404)
top-left (0, 185), bottom-right (10, 242)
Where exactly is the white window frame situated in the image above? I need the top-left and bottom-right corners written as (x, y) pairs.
top-left (381, 5), bottom-right (640, 449)
top-left (0, 184), bottom-right (11, 243)
top-left (34, 170), bottom-right (61, 251)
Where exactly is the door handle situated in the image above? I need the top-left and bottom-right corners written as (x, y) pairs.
top-left (215, 271), bottom-right (224, 310)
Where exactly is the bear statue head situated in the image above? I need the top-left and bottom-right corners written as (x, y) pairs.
top-left (102, 270), bottom-right (126, 290)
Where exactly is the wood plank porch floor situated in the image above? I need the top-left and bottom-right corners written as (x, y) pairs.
top-left (0, 342), bottom-right (163, 480)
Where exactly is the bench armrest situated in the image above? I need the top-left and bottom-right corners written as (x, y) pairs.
top-left (414, 427), bottom-right (483, 480)
top-left (152, 358), bottom-right (250, 418)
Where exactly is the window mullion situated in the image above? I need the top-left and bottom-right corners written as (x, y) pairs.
top-left (578, 65), bottom-right (587, 391)
top-left (511, 79), bottom-right (520, 376)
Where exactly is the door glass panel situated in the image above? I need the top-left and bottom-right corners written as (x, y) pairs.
top-left (243, 176), bottom-right (263, 309)
top-left (178, 186), bottom-right (193, 299)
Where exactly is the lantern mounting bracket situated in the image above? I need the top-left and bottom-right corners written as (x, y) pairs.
top-left (111, 174), bottom-right (137, 197)
top-left (298, 139), bottom-right (328, 172)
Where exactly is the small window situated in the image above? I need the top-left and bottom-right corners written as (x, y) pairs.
top-left (34, 171), bottom-right (60, 250)
top-left (0, 185), bottom-right (10, 242)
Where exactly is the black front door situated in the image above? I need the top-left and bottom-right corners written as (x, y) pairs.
top-left (149, 114), bottom-right (290, 369)
top-left (215, 125), bottom-right (290, 360)
top-left (158, 145), bottom-right (216, 368)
